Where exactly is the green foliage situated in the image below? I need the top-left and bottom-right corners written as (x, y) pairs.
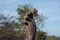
top-left (46, 36), bottom-right (58, 40)
top-left (17, 4), bottom-right (47, 29)
top-left (16, 4), bottom-right (30, 20)
top-left (57, 37), bottom-right (60, 40)
top-left (0, 14), bottom-right (23, 37)
top-left (35, 30), bottom-right (47, 40)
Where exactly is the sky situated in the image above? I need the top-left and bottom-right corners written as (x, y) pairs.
top-left (0, 0), bottom-right (60, 36)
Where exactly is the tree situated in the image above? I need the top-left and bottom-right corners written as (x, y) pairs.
top-left (46, 35), bottom-right (58, 40)
top-left (35, 30), bottom-right (47, 40)
top-left (0, 4), bottom-right (47, 40)
top-left (17, 4), bottom-right (46, 40)
top-left (0, 14), bottom-right (24, 40)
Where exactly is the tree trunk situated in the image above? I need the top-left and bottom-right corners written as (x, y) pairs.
top-left (23, 12), bottom-right (36, 40)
